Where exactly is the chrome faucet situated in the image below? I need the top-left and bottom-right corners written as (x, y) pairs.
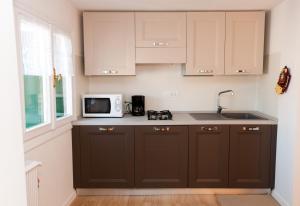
top-left (217, 90), bottom-right (235, 114)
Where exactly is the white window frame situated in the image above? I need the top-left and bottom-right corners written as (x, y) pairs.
top-left (14, 8), bottom-right (75, 141)
top-left (51, 28), bottom-right (75, 129)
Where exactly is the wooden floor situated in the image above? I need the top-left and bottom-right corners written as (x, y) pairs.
top-left (71, 195), bottom-right (280, 206)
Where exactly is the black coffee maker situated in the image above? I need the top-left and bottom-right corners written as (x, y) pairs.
top-left (131, 95), bottom-right (145, 116)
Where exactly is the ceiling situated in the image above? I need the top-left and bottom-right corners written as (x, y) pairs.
top-left (71, 0), bottom-right (284, 11)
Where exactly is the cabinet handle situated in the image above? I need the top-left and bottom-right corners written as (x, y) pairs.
top-left (242, 126), bottom-right (260, 131)
top-left (98, 127), bottom-right (108, 131)
top-left (153, 42), bottom-right (169, 47)
top-left (102, 70), bottom-right (109, 74)
top-left (201, 126), bottom-right (218, 132)
top-left (110, 70), bottom-right (118, 74)
top-left (236, 69), bottom-right (247, 73)
top-left (153, 127), bottom-right (160, 132)
top-left (153, 127), bottom-right (170, 132)
top-left (98, 127), bottom-right (115, 132)
top-left (107, 127), bottom-right (115, 132)
top-left (161, 127), bottom-right (170, 132)
top-left (198, 69), bottom-right (213, 74)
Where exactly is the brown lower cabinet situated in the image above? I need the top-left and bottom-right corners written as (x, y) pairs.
top-left (135, 126), bottom-right (188, 188)
top-left (72, 126), bottom-right (134, 188)
top-left (229, 125), bottom-right (275, 188)
top-left (189, 125), bottom-right (230, 188)
top-left (72, 124), bottom-right (277, 189)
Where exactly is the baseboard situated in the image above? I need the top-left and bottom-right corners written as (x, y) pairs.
top-left (62, 190), bottom-right (77, 206)
top-left (77, 188), bottom-right (271, 196)
top-left (272, 190), bottom-right (290, 206)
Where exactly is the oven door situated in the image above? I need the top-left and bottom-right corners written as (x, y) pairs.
top-left (83, 97), bottom-right (111, 117)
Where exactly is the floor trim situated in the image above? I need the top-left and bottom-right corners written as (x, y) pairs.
top-left (77, 188), bottom-right (271, 196)
top-left (272, 190), bottom-right (290, 206)
top-left (62, 191), bottom-right (77, 206)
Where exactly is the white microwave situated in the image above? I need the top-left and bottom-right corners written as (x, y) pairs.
top-left (82, 94), bottom-right (123, 117)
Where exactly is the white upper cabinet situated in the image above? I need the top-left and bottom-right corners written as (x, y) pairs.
top-left (135, 12), bottom-right (186, 64)
top-left (83, 12), bottom-right (135, 76)
top-left (135, 12), bottom-right (186, 48)
top-left (225, 11), bottom-right (265, 75)
top-left (82, 11), bottom-right (266, 76)
top-left (186, 12), bottom-right (225, 76)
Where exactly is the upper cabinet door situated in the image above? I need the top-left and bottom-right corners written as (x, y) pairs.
top-left (225, 12), bottom-right (265, 75)
top-left (186, 12), bottom-right (225, 76)
top-left (83, 12), bottom-right (135, 76)
top-left (135, 12), bottom-right (186, 48)
top-left (135, 12), bottom-right (187, 63)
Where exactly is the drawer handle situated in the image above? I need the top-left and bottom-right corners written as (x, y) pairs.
top-left (110, 70), bottom-right (118, 74)
top-left (153, 127), bottom-right (170, 132)
top-left (242, 126), bottom-right (260, 131)
top-left (201, 126), bottom-right (218, 132)
top-left (102, 70), bottom-right (109, 74)
top-left (236, 69), bottom-right (247, 73)
top-left (107, 127), bottom-right (115, 132)
top-left (198, 69), bottom-right (213, 74)
top-left (153, 42), bottom-right (169, 47)
top-left (99, 127), bottom-right (107, 131)
top-left (98, 127), bottom-right (115, 132)
top-left (153, 127), bottom-right (160, 132)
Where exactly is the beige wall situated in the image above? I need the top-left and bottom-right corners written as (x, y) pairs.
top-left (25, 128), bottom-right (74, 206)
top-left (15, 0), bottom-right (86, 205)
top-left (88, 64), bottom-right (260, 112)
top-left (0, 0), bottom-right (27, 205)
top-left (258, 0), bottom-right (300, 205)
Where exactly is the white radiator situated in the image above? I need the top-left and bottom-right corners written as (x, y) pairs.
top-left (25, 160), bottom-right (42, 206)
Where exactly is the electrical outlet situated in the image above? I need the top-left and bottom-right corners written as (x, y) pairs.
top-left (170, 91), bottom-right (179, 97)
top-left (162, 91), bottom-right (179, 97)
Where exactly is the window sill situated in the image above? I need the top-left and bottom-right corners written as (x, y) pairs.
top-left (24, 114), bottom-right (75, 140)
top-left (24, 123), bottom-right (52, 141)
top-left (24, 122), bottom-right (73, 153)
top-left (55, 114), bottom-right (75, 128)
top-left (24, 115), bottom-right (75, 152)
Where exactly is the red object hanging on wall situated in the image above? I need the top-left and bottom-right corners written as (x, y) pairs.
top-left (275, 66), bottom-right (291, 95)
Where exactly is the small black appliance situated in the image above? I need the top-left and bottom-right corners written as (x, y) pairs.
top-left (131, 95), bottom-right (145, 116)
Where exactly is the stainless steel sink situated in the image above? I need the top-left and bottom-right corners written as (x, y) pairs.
top-left (221, 113), bottom-right (266, 120)
top-left (190, 113), bottom-right (224, 120)
top-left (190, 112), bottom-right (267, 120)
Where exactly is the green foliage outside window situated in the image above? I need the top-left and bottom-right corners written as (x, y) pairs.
top-left (24, 75), bottom-right (44, 129)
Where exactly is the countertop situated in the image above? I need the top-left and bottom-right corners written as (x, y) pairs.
top-left (72, 111), bottom-right (277, 126)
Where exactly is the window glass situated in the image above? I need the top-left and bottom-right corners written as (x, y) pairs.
top-left (53, 32), bottom-right (73, 119)
top-left (20, 18), bottom-right (51, 129)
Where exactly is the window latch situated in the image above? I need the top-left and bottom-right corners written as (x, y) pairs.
top-left (53, 67), bottom-right (62, 88)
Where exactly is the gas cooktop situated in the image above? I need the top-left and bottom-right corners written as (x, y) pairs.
top-left (147, 110), bottom-right (173, 120)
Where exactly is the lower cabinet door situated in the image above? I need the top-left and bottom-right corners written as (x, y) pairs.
top-left (229, 125), bottom-right (272, 188)
top-left (189, 125), bottom-right (230, 187)
top-left (135, 126), bottom-right (188, 188)
top-left (80, 126), bottom-right (134, 188)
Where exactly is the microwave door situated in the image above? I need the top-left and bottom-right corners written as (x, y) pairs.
top-left (85, 98), bottom-right (111, 114)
